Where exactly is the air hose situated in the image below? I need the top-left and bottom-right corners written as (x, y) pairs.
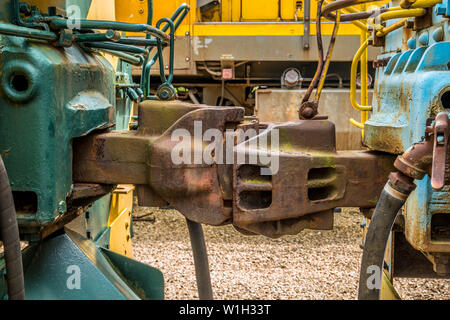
top-left (0, 156), bottom-right (25, 300)
top-left (186, 219), bottom-right (213, 300)
top-left (358, 171), bottom-right (416, 300)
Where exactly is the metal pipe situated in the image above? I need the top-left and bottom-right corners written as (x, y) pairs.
top-left (358, 181), bottom-right (410, 299)
top-left (202, 62), bottom-right (222, 77)
top-left (322, 0), bottom-right (387, 22)
top-left (0, 156), bottom-right (25, 300)
top-left (401, 0), bottom-right (442, 9)
top-left (118, 38), bottom-right (160, 47)
top-left (186, 219), bottom-right (213, 300)
top-left (0, 23), bottom-right (57, 41)
top-left (350, 40), bottom-right (372, 112)
top-left (360, 6), bottom-right (369, 137)
top-left (188, 91), bottom-right (200, 104)
top-left (315, 11), bottom-right (341, 102)
top-left (376, 8), bottom-right (426, 21)
top-left (358, 172), bottom-right (415, 300)
top-left (75, 30), bottom-right (121, 42)
top-left (49, 19), bottom-right (169, 42)
top-left (96, 49), bottom-right (143, 66)
top-left (83, 42), bottom-right (149, 55)
top-left (376, 18), bottom-right (407, 37)
top-left (140, 4), bottom-right (190, 98)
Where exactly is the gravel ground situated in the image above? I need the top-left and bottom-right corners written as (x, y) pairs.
top-left (132, 207), bottom-right (450, 300)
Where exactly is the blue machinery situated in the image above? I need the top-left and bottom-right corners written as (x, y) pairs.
top-left (0, 0), bottom-right (448, 300)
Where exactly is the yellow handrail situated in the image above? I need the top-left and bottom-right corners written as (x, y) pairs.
top-left (350, 40), bottom-right (372, 112)
top-left (360, 3), bottom-right (369, 136)
top-left (350, 118), bottom-right (365, 129)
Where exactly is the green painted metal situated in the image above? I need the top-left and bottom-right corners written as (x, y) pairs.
top-left (101, 248), bottom-right (164, 300)
top-left (0, 37), bottom-right (115, 231)
top-left (13, 230), bottom-right (163, 300)
top-left (0, 0), bottom-right (167, 300)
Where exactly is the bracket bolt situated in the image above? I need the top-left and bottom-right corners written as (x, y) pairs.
top-left (435, 4), bottom-right (447, 15)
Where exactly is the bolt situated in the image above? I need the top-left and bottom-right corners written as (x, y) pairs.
top-left (58, 201), bottom-right (67, 214)
top-left (435, 4), bottom-right (447, 15)
top-left (185, 32), bottom-right (190, 36)
top-left (139, 8), bottom-right (144, 14)
top-left (405, 20), bottom-right (415, 29)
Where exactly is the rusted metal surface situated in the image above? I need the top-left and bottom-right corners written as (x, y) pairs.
top-left (73, 100), bottom-right (396, 238)
top-left (394, 113), bottom-right (450, 185)
top-left (232, 120), bottom-right (395, 237)
top-left (74, 100), bottom-right (245, 226)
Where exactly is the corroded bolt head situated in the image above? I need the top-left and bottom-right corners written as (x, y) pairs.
top-left (299, 101), bottom-right (318, 120)
top-left (388, 172), bottom-right (416, 194)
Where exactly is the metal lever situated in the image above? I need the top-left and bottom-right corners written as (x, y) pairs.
top-left (431, 113), bottom-right (449, 190)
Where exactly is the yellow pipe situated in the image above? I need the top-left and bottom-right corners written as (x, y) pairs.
top-left (376, 18), bottom-right (407, 37)
top-left (350, 118), bottom-right (365, 129)
top-left (350, 40), bottom-right (372, 112)
top-left (378, 8), bottom-right (426, 21)
top-left (360, 3), bottom-right (368, 135)
top-left (350, 19), bottom-right (369, 31)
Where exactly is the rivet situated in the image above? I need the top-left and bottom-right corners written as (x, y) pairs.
top-left (58, 201), bottom-right (67, 214)
top-left (418, 32), bottom-right (429, 46)
top-left (432, 28), bottom-right (444, 42)
top-left (406, 37), bottom-right (416, 49)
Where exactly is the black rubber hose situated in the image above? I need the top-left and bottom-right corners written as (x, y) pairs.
top-left (0, 156), bottom-right (25, 300)
top-left (358, 182), bottom-right (408, 300)
top-left (186, 219), bottom-right (213, 300)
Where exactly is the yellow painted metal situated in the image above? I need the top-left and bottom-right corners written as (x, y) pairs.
top-left (381, 233), bottom-right (401, 300)
top-left (350, 41), bottom-right (372, 112)
top-left (115, 0), bottom-right (192, 36)
top-left (377, 8), bottom-right (427, 21)
top-left (242, 0), bottom-right (280, 21)
top-left (88, 0), bottom-right (119, 68)
top-left (108, 185), bottom-right (135, 258)
top-left (115, 0), bottom-right (388, 37)
top-left (361, 218), bottom-right (401, 300)
top-left (381, 270), bottom-right (401, 300)
top-left (360, 3), bottom-right (369, 138)
top-left (349, 39), bottom-right (371, 132)
top-left (376, 18), bottom-right (407, 37)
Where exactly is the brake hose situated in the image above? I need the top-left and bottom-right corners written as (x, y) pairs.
top-left (0, 156), bottom-right (25, 300)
